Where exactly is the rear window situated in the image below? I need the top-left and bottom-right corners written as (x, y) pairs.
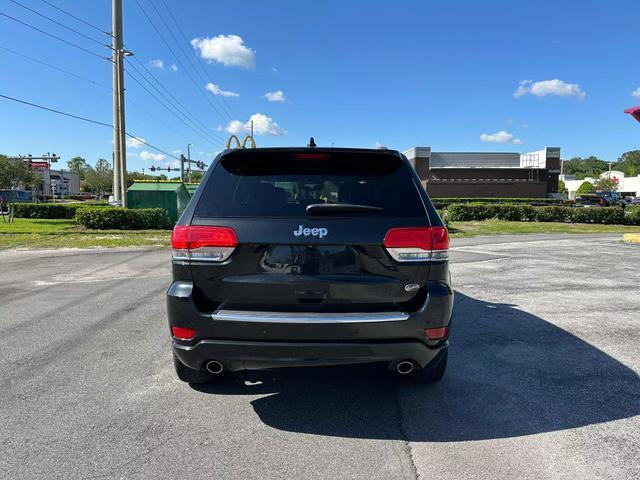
top-left (194, 151), bottom-right (426, 218)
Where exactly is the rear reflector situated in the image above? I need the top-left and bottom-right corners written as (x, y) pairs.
top-left (171, 226), bottom-right (238, 262)
top-left (383, 226), bottom-right (449, 262)
top-left (425, 327), bottom-right (449, 340)
top-left (171, 326), bottom-right (196, 340)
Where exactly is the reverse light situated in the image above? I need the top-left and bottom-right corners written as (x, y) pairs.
top-left (425, 327), bottom-right (449, 340)
top-left (171, 326), bottom-right (196, 340)
top-left (383, 226), bottom-right (449, 262)
top-left (171, 226), bottom-right (238, 262)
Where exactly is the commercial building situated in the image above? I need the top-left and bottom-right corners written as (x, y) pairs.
top-left (403, 147), bottom-right (562, 198)
top-left (563, 171), bottom-right (640, 199)
top-left (40, 169), bottom-right (80, 196)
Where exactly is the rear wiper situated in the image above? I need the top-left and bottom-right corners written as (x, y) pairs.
top-left (306, 203), bottom-right (383, 215)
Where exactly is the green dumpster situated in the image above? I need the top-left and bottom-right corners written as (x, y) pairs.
top-left (185, 183), bottom-right (199, 197)
top-left (127, 181), bottom-right (191, 222)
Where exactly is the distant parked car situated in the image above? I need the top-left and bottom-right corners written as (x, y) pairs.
top-left (574, 191), bottom-right (626, 208)
top-left (627, 197), bottom-right (640, 206)
top-left (0, 189), bottom-right (33, 203)
top-left (75, 192), bottom-right (96, 200)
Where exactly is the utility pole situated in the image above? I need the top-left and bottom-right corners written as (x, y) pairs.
top-left (180, 154), bottom-right (185, 183)
top-left (112, 0), bottom-right (129, 207)
top-left (250, 120), bottom-right (254, 138)
top-left (112, 0), bottom-right (121, 205)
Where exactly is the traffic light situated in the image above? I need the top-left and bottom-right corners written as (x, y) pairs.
top-left (150, 166), bottom-right (156, 172)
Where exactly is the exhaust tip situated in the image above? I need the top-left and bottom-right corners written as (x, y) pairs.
top-left (396, 360), bottom-right (414, 375)
top-left (205, 360), bottom-right (224, 375)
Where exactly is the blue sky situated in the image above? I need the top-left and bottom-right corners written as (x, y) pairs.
top-left (1, 0), bottom-right (639, 171)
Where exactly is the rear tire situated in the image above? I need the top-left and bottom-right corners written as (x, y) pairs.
top-left (411, 348), bottom-right (448, 384)
top-left (173, 352), bottom-right (215, 384)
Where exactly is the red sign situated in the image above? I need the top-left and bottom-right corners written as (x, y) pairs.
top-left (29, 161), bottom-right (49, 170)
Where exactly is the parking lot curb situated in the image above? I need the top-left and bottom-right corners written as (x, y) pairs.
top-left (622, 233), bottom-right (640, 244)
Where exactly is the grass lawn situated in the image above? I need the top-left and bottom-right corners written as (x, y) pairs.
top-left (448, 220), bottom-right (640, 237)
top-left (0, 218), bottom-right (170, 249)
top-left (2, 218), bottom-right (640, 250)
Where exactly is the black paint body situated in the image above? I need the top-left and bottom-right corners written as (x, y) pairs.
top-left (168, 147), bottom-right (453, 372)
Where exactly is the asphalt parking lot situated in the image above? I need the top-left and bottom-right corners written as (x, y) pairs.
top-left (1, 234), bottom-right (638, 480)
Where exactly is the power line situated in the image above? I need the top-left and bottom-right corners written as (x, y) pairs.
top-left (38, 0), bottom-right (111, 36)
top-left (149, 0), bottom-right (236, 120)
top-left (133, 0), bottom-right (232, 124)
top-left (128, 55), bottom-right (226, 143)
top-left (125, 62), bottom-right (224, 146)
top-left (0, 45), bottom-right (112, 90)
top-left (0, 10), bottom-right (111, 61)
top-left (8, 0), bottom-right (109, 48)
top-left (0, 44), bottom-right (194, 142)
top-left (0, 92), bottom-right (180, 160)
top-left (125, 66), bottom-right (223, 148)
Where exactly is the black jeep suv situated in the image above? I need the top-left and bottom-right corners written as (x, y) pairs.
top-left (167, 147), bottom-right (453, 383)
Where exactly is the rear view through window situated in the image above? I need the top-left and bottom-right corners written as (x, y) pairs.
top-left (194, 150), bottom-right (426, 218)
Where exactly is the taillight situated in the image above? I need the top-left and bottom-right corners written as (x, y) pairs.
top-left (425, 326), bottom-right (449, 340)
top-left (171, 326), bottom-right (196, 340)
top-left (171, 226), bottom-right (238, 262)
top-left (383, 226), bottom-right (449, 262)
top-left (599, 197), bottom-right (605, 205)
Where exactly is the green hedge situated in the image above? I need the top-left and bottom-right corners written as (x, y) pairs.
top-left (75, 207), bottom-right (172, 230)
top-left (625, 205), bottom-right (640, 225)
top-left (447, 204), bottom-right (632, 225)
top-left (432, 197), bottom-right (563, 209)
top-left (12, 202), bottom-right (110, 219)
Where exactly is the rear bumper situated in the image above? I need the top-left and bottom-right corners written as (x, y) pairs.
top-left (167, 280), bottom-right (453, 372)
top-left (173, 338), bottom-right (446, 371)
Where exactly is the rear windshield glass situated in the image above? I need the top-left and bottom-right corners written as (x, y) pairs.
top-left (194, 151), bottom-right (426, 218)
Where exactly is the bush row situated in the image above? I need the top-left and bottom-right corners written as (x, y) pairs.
top-left (446, 203), bottom-right (638, 225)
top-left (75, 207), bottom-right (172, 230)
top-left (12, 202), bottom-right (109, 219)
top-left (432, 197), bottom-right (563, 209)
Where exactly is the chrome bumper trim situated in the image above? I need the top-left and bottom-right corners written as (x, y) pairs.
top-left (211, 310), bottom-right (410, 323)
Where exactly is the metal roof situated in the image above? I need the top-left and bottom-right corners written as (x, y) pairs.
top-left (128, 182), bottom-right (187, 192)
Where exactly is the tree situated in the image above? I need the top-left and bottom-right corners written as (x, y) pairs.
top-left (614, 150), bottom-right (640, 177)
top-left (576, 181), bottom-right (594, 194)
top-left (187, 171), bottom-right (204, 183)
top-left (0, 155), bottom-right (42, 193)
top-left (563, 156), bottom-right (609, 179)
top-left (593, 177), bottom-right (619, 191)
top-left (557, 180), bottom-right (567, 194)
top-left (84, 159), bottom-right (113, 199)
top-left (67, 156), bottom-right (90, 180)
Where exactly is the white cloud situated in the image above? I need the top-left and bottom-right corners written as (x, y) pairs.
top-left (205, 82), bottom-right (239, 97)
top-left (514, 79), bottom-right (586, 99)
top-left (170, 64), bottom-right (178, 73)
top-left (480, 130), bottom-right (523, 145)
top-left (246, 113), bottom-right (286, 136)
top-left (126, 136), bottom-right (146, 149)
top-left (225, 120), bottom-right (246, 135)
top-left (263, 90), bottom-right (285, 102)
top-left (140, 150), bottom-right (166, 162)
top-left (149, 59), bottom-right (164, 69)
top-left (632, 87), bottom-right (640, 98)
top-left (191, 34), bottom-right (256, 69)
top-left (224, 113), bottom-right (286, 136)
top-left (172, 149), bottom-right (182, 155)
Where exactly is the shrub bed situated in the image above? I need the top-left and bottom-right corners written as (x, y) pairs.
top-left (12, 202), bottom-right (110, 219)
top-left (75, 207), bottom-right (172, 230)
top-left (624, 205), bottom-right (640, 225)
top-left (447, 203), bottom-right (633, 225)
top-left (432, 197), bottom-right (563, 209)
